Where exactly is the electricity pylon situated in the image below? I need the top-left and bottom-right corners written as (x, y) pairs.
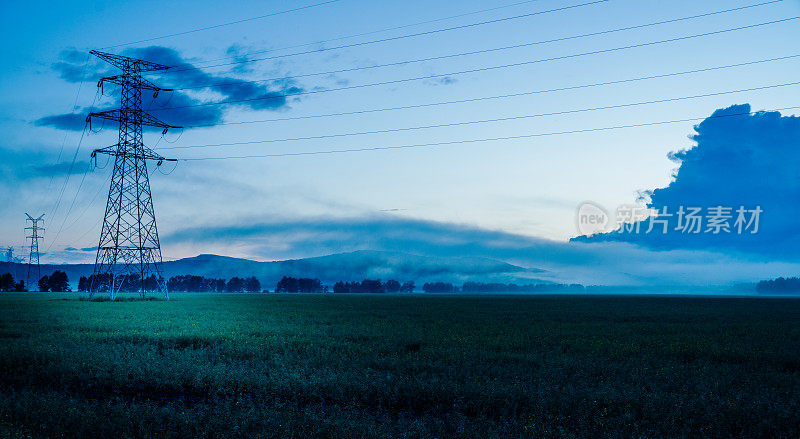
top-left (86, 50), bottom-right (179, 300)
top-left (25, 214), bottom-right (44, 290)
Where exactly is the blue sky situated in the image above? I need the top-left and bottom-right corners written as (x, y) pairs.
top-left (1, 0), bottom-right (799, 286)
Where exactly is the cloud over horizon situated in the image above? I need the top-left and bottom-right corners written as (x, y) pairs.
top-left (575, 104), bottom-right (800, 260)
top-left (162, 214), bottom-right (800, 287)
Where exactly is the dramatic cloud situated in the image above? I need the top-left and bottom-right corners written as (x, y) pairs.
top-left (163, 215), bottom-right (800, 287)
top-left (50, 48), bottom-right (111, 83)
top-left (40, 46), bottom-right (304, 130)
top-left (128, 46), bottom-right (303, 112)
top-left (34, 113), bottom-right (85, 131)
top-left (575, 104), bottom-right (800, 260)
top-left (143, 91), bottom-right (223, 128)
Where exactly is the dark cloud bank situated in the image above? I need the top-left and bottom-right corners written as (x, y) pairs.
top-left (574, 104), bottom-right (800, 260)
top-left (37, 46), bottom-right (303, 130)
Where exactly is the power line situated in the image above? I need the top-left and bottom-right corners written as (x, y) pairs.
top-left (163, 0), bottom-right (779, 75)
top-left (170, 0), bottom-right (782, 92)
top-left (62, 169), bottom-right (113, 234)
top-left (46, 58), bottom-right (90, 176)
top-left (45, 59), bottom-right (95, 216)
top-left (160, 81), bottom-right (800, 150)
top-left (150, 16), bottom-right (800, 113)
top-left (46, 121), bottom-right (90, 228)
top-left (101, 0), bottom-right (344, 49)
top-left (237, 0), bottom-right (551, 56)
top-left (179, 106), bottom-right (800, 161)
top-left (163, 0), bottom-right (609, 73)
top-left (180, 56), bottom-right (800, 129)
top-left (166, 1), bottom-right (607, 72)
top-left (45, 160), bottom-right (94, 253)
top-left (47, 87), bottom-right (102, 224)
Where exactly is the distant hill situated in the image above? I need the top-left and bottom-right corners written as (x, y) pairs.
top-left (0, 250), bottom-right (546, 290)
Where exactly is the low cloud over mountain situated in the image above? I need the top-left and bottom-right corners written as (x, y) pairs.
top-left (162, 214), bottom-right (800, 287)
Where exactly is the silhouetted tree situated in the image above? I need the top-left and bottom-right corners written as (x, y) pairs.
top-left (361, 279), bottom-right (385, 293)
top-left (227, 277), bottom-right (245, 293)
top-left (401, 281), bottom-right (415, 293)
top-left (422, 282), bottom-right (457, 293)
top-left (84, 273), bottom-right (112, 292)
top-left (299, 278), bottom-right (322, 293)
top-left (276, 276), bottom-right (323, 293)
top-left (276, 276), bottom-right (298, 293)
top-left (214, 279), bottom-right (226, 292)
top-left (0, 273), bottom-right (14, 292)
top-left (77, 276), bottom-right (89, 292)
top-left (168, 275), bottom-right (211, 292)
top-left (38, 275), bottom-right (50, 292)
top-left (47, 271), bottom-right (70, 292)
top-left (163, 275), bottom-right (257, 293)
top-left (117, 274), bottom-right (141, 292)
top-left (14, 280), bottom-right (26, 292)
top-left (385, 280), bottom-right (401, 293)
top-left (333, 279), bottom-right (412, 293)
top-left (245, 276), bottom-right (261, 293)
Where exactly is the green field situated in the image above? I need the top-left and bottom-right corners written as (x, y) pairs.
top-left (1, 293), bottom-right (799, 438)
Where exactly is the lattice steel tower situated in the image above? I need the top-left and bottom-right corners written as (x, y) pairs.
top-left (86, 50), bottom-right (179, 300)
top-left (25, 213), bottom-right (44, 290)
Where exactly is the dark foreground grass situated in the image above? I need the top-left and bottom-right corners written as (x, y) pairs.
top-left (0, 293), bottom-right (799, 438)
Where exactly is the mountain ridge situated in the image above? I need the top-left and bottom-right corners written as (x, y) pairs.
top-left (0, 250), bottom-right (547, 288)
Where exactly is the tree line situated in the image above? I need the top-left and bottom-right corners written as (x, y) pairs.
top-left (79, 274), bottom-right (262, 293)
top-left (0, 271), bottom-right (71, 292)
top-left (80, 274), bottom-right (262, 293)
top-left (0, 273), bottom-right (27, 292)
top-left (333, 279), bottom-right (414, 294)
top-left (1, 272), bottom-right (264, 293)
top-left (275, 277), bottom-right (417, 293)
top-left (276, 276), bottom-right (326, 293)
top-left (756, 277), bottom-right (800, 293)
top-left (2, 270), bottom-right (589, 294)
top-left (164, 275), bottom-right (261, 293)
top-left (77, 274), bottom-right (159, 292)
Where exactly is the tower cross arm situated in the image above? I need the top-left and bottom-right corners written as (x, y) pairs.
top-left (98, 75), bottom-right (173, 93)
top-left (90, 50), bottom-right (171, 72)
top-left (25, 213), bottom-right (45, 222)
top-left (91, 145), bottom-right (177, 163)
top-left (86, 110), bottom-right (183, 131)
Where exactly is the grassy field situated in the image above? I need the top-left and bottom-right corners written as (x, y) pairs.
top-left (0, 293), bottom-right (799, 438)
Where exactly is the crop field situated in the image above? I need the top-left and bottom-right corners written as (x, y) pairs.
top-left (0, 293), bottom-right (799, 438)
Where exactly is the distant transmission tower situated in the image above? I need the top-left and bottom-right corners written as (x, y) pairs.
top-left (25, 214), bottom-right (44, 290)
top-left (5, 246), bottom-right (13, 263)
top-left (86, 50), bottom-right (179, 300)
